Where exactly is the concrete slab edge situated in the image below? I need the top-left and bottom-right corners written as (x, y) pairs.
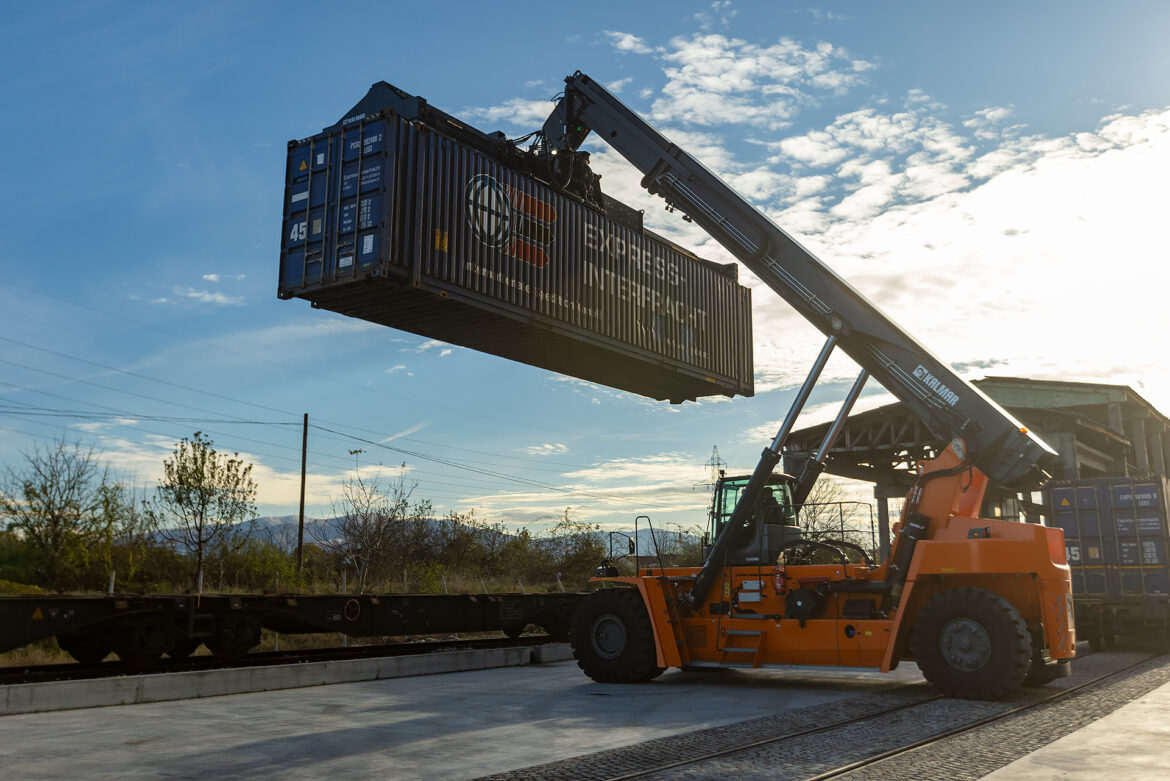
top-left (1, 642), bottom-right (574, 716)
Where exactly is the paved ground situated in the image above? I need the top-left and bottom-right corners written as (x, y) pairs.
top-left (984, 676), bottom-right (1170, 780)
top-left (0, 661), bottom-right (922, 780)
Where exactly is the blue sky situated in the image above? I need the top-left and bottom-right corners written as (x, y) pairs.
top-left (2, 1), bottom-right (1168, 532)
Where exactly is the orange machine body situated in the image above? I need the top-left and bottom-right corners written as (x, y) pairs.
top-left (594, 447), bottom-right (1075, 672)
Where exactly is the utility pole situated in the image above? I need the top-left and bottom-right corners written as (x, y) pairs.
top-left (297, 412), bottom-right (308, 575)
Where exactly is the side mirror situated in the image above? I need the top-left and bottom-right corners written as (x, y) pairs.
top-left (627, 538), bottom-right (635, 554)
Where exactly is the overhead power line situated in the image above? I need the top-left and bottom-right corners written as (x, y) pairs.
top-left (0, 333), bottom-right (597, 470)
top-left (0, 279), bottom-right (587, 436)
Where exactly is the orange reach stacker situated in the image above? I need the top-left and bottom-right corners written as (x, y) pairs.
top-left (526, 73), bottom-right (1074, 699)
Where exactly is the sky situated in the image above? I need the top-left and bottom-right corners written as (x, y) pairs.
top-left (1, 1), bottom-right (1168, 536)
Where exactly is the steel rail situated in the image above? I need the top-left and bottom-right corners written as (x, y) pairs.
top-left (803, 651), bottom-right (1164, 781)
top-left (601, 649), bottom-right (1156, 781)
top-left (604, 687), bottom-right (944, 781)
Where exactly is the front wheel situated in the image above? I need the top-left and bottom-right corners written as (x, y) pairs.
top-left (571, 588), bottom-right (664, 683)
top-left (914, 587), bottom-right (1032, 700)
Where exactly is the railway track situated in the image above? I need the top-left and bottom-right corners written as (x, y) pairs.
top-left (0, 634), bottom-right (558, 686)
top-left (483, 646), bottom-right (1170, 781)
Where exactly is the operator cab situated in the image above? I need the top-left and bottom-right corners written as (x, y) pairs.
top-left (704, 473), bottom-right (803, 566)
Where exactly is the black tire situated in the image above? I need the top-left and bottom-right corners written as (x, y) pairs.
top-left (914, 587), bottom-right (1031, 700)
top-left (571, 588), bottom-right (664, 683)
top-left (58, 632), bottom-right (112, 665)
top-left (1022, 631), bottom-right (1050, 687)
top-left (503, 624), bottom-right (527, 639)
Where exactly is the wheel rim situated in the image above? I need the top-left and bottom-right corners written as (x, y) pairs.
top-left (590, 613), bottom-right (627, 660)
top-left (939, 617), bottom-right (991, 672)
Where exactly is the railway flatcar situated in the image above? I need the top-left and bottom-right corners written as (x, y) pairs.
top-left (0, 591), bottom-right (583, 667)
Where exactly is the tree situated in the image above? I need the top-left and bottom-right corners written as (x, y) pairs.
top-left (312, 466), bottom-right (421, 592)
top-left (796, 477), bottom-right (875, 557)
top-left (146, 432), bottom-right (257, 589)
top-left (94, 481), bottom-right (152, 585)
top-left (0, 437), bottom-right (105, 589)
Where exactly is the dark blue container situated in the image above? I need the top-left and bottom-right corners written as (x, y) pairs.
top-left (1048, 476), bottom-right (1170, 599)
top-left (278, 89), bottom-right (754, 403)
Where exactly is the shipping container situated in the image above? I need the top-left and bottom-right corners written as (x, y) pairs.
top-left (1048, 476), bottom-right (1170, 648)
top-left (278, 84), bottom-right (754, 403)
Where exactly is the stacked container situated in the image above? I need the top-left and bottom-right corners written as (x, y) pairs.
top-left (1049, 476), bottom-right (1170, 598)
top-left (278, 99), bottom-right (754, 403)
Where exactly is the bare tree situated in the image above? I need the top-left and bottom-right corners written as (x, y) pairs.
top-left (146, 432), bottom-right (257, 589)
top-left (796, 477), bottom-right (876, 557)
top-left (312, 466), bottom-right (418, 593)
top-left (0, 437), bottom-right (105, 589)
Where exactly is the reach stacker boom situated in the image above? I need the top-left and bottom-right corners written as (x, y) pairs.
top-left (538, 72), bottom-right (1073, 699)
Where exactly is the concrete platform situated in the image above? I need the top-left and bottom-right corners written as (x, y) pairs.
top-left (2, 643), bottom-right (573, 715)
top-left (984, 677), bottom-right (1170, 779)
top-left (0, 660), bottom-right (923, 779)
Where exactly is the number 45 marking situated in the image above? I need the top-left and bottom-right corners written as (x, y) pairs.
top-left (289, 221), bottom-right (307, 242)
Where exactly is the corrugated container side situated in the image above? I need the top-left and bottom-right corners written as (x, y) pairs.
top-left (279, 111), bottom-right (753, 402)
top-left (1048, 476), bottom-right (1170, 599)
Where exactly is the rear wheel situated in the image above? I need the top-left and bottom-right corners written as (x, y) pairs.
top-left (571, 588), bottom-right (664, 683)
top-left (914, 587), bottom-right (1031, 700)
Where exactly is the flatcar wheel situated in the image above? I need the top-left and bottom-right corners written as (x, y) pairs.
top-left (113, 626), bottom-right (165, 669)
top-left (914, 587), bottom-right (1032, 700)
top-left (570, 588), bottom-right (664, 684)
top-left (58, 632), bottom-right (112, 665)
top-left (169, 639), bottom-right (202, 658)
top-left (538, 607), bottom-right (575, 641)
top-left (503, 624), bottom-right (527, 639)
top-left (207, 619), bottom-right (260, 661)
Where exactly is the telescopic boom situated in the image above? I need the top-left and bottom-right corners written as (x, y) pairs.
top-left (541, 71), bottom-right (1056, 489)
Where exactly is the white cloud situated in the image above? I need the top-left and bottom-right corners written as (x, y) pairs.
top-left (461, 451), bottom-right (713, 529)
top-left (180, 288), bottom-right (244, 306)
top-left (604, 30), bottom-right (656, 55)
top-left (200, 273), bottom-right (244, 283)
top-left (693, 0), bottom-right (737, 31)
top-left (607, 77), bottom-right (634, 93)
top-left (650, 34), bottom-right (874, 129)
top-left (523, 443), bottom-right (570, 456)
top-left (460, 98), bottom-right (555, 129)
top-left (73, 417), bottom-right (139, 434)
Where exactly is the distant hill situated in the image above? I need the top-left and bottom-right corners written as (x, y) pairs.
top-left (160, 516), bottom-right (700, 556)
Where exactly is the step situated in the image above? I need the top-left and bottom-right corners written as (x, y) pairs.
top-left (726, 630), bottom-right (761, 637)
top-left (722, 647), bottom-right (758, 654)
